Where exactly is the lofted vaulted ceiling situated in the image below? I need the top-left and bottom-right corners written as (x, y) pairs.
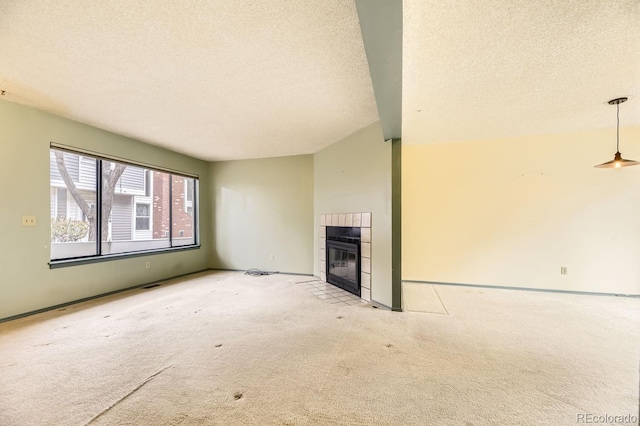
top-left (0, 1), bottom-right (378, 161)
top-left (1, 1), bottom-right (638, 160)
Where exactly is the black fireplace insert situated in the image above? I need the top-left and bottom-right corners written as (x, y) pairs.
top-left (326, 227), bottom-right (361, 296)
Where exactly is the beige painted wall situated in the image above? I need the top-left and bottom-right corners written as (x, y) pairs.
top-left (314, 121), bottom-right (393, 306)
top-left (403, 127), bottom-right (640, 295)
top-left (209, 155), bottom-right (314, 274)
top-left (0, 100), bottom-right (212, 320)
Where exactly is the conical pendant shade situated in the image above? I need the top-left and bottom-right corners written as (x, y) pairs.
top-left (594, 151), bottom-right (640, 168)
top-left (595, 97), bottom-right (639, 169)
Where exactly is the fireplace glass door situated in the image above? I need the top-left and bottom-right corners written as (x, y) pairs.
top-left (326, 239), bottom-right (360, 296)
top-left (328, 247), bottom-right (357, 283)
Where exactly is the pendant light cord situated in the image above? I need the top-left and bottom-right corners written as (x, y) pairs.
top-left (616, 101), bottom-right (620, 152)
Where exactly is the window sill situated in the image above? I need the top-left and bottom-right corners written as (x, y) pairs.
top-left (49, 245), bottom-right (200, 269)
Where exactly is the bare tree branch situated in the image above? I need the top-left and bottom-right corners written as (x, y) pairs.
top-left (53, 152), bottom-right (127, 242)
top-left (54, 151), bottom-right (93, 218)
top-left (101, 162), bottom-right (127, 240)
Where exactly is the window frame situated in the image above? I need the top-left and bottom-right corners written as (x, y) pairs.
top-left (49, 145), bottom-right (200, 269)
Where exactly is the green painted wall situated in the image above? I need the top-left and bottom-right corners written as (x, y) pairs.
top-left (0, 100), bottom-right (212, 320)
top-left (314, 121), bottom-right (393, 307)
top-left (209, 155), bottom-right (314, 274)
top-left (391, 138), bottom-right (402, 309)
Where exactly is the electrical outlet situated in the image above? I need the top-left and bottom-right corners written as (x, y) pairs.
top-left (270, 254), bottom-right (275, 261)
top-left (22, 216), bottom-right (36, 226)
top-left (145, 262), bottom-right (151, 269)
top-left (560, 266), bottom-right (567, 275)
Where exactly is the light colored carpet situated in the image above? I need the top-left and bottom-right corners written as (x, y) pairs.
top-left (402, 283), bottom-right (448, 314)
top-left (0, 271), bottom-right (638, 425)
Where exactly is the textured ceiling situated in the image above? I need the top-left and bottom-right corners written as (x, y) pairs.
top-left (2, 2), bottom-right (639, 159)
top-left (403, 0), bottom-right (640, 145)
top-left (0, 1), bottom-right (379, 161)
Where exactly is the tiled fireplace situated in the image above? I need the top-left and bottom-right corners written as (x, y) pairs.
top-left (320, 212), bottom-right (371, 302)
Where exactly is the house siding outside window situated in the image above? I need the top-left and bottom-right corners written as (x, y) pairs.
top-left (49, 148), bottom-right (199, 264)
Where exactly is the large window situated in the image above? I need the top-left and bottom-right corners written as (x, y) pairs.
top-left (50, 147), bottom-right (199, 264)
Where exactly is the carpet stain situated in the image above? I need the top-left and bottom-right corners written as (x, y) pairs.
top-left (385, 343), bottom-right (393, 348)
top-left (103, 315), bottom-right (110, 318)
top-left (336, 316), bottom-right (343, 319)
top-left (215, 344), bottom-right (222, 348)
top-left (233, 392), bottom-right (243, 400)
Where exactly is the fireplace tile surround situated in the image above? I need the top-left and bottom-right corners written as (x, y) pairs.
top-left (320, 212), bottom-right (371, 302)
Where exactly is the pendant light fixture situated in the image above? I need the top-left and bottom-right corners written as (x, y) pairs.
top-left (594, 97), bottom-right (639, 169)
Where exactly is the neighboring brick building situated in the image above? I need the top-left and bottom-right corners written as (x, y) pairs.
top-left (152, 173), bottom-right (194, 240)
